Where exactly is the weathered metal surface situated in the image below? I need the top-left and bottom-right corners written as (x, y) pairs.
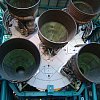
top-left (67, 0), bottom-right (100, 24)
top-left (0, 38), bottom-right (40, 82)
top-left (38, 10), bottom-right (77, 48)
top-left (65, 43), bottom-right (100, 83)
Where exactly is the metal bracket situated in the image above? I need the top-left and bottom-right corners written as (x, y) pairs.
top-left (47, 85), bottom-right (54, 96)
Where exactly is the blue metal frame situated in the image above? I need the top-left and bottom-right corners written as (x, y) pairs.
top-left (38, 0), bottom-right (69, 15)
top-left (0, 80), bottom-right (98, 100)
top-left (8, 83), bottom-right (86, 97)
top-left (1, 80), bottom-right (7, 100)
top-left (92, 83), bottom-right (98, 100)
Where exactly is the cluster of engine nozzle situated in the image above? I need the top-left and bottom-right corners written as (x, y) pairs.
top-left (0, 0), bottom-right (100, 84)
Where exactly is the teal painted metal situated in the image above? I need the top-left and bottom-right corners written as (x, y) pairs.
top-left (38, 0), bottom-right (69, 15)
top-left (87, 26), bottom-right (100, 43)
top-left (0, 1), bottom-right (6, 11)
top-left (47, 85), bottom-right (54, 96)
top-left (92, 83), bottom-right (97, 100)
top-left (85, 86), bottom-right (89, 100)
top-left (78, 95), bottom-right (81, 100)
top-left (9, 82), bottom-right (100, 100)
top-left (93, 14), bottom-right (100, 27)
top-left (39, 0), bottom-right (68, 9)
top-left (1, 80), bottom-right (7, 100)
top-left (9, 82), bottom-right (87, 97)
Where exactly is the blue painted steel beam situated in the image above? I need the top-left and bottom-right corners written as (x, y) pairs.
top-left (92, 83), bottom-right (97, 100)
top-left (84, 86), bottom-right (88, 100)
top-left (78, 95), bottom-right (81, 100)
top-left (1, 80), bottom-right (7, 100)
top-left (9, 82), bottom-right (86, 97)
